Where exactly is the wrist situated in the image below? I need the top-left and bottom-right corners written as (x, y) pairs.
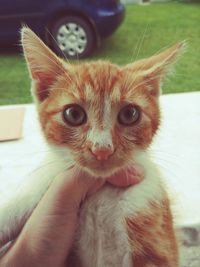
top-left (0, 237), bottom-right (66, 267)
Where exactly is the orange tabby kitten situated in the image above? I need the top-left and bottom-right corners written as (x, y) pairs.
top-left (0, 27), bottom-right (185, 266)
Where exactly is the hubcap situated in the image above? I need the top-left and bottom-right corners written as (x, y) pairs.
top-left (56, 22), bottom-right (87, 57)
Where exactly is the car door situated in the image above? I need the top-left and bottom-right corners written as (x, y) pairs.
top-left (0, 0), bottom-right (46, 42)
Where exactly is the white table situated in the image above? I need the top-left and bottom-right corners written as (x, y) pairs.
top-left (0, 92), bottom-right (200, 266)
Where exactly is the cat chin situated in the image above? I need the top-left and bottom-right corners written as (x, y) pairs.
top-left (82, 165), bottom-right (122, 178)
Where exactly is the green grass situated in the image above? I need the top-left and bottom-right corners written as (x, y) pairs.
top-left (0, 2), bottom-right (200, 105)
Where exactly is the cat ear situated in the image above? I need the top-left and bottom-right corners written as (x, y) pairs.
top-left (21, 26), bottom-right (66, 102)
top-left (125, 42), bottom-right (186, 97)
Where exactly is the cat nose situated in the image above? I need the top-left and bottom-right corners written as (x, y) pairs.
top-left (90, 144), bottom-right (114, 161)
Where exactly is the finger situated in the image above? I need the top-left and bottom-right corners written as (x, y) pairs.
top-left (51, 168), bottom-right (104, 209)
top-left (86, 177), bottom-right (105, 197)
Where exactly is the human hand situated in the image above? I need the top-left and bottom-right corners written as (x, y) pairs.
top-left (0, 165), bottom-right (144, 267)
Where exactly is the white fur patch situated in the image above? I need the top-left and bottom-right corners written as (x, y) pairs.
top-left (87, 97), bottom-right (113, 150)
top-left (103, 97), bottom-right (111, 130)
top-left (85, 84), bottom-right (95, 101)
top-left (88, 128), bottom-right (113, 148)
top-left (110, 85), bottom-right (121, 102)
top-left (75, 150), bottom-right (165, 266)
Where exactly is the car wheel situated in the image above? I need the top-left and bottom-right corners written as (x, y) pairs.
top-left (50, 16), bottom-right (95, 59)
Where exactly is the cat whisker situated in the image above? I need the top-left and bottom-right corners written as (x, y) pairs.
top-left (124, 25), bottom-right (150, 90)
top-left (149, 147), bottom-right (187, 162)
top-left (122, 24), bottom-right (149, 91)
top-left (124, 39), bottom-right (187, 94)
top-left (3, 148), bottom-right (68, 159)
top-left (36, 85), bottom-right (84, 100)
top-left (36, 87), bottom-right (70, 94)
top-left (133, 23), bottom-right (149, 64)
top-left (24, 46), bottom-right (66, 74)
top-left (45, 28), bottom-right (71, 64)
top-left (27, 159), bottom-right (67, 175)
top-left (1, 158), bottom-right (67, 170)
top-left (24, 46), bottom-right (74, 85)
top-left (129, 32), bottom-right (144, 64)
top-left (150, 147), bottom-right (186, 160)
top-left (124, 70), bottom-right (173, 93)
top-left (44, 28), bottom-right (82, 87)
top-left (150, 156), bottom-right (187, 180)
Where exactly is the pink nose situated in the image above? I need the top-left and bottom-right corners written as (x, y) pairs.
top-left (91, 147), bottom-right (114, 161)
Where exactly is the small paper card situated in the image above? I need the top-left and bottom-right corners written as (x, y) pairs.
top-left (0, 107), bottom-right (25, 141)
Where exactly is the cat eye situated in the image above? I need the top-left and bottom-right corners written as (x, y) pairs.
top-left (63, 104), bottom-right (87, 126)
top-left (118, 105), bottom-right (140, 126)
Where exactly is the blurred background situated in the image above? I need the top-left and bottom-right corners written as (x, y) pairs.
top-left (0, 0), bottom-right (199, 105)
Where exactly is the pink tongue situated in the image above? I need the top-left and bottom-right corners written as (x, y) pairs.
top-left (107, 165), bottom-right (145, 188)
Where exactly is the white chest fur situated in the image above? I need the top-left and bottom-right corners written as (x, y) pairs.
top-left (75, 155), bottom-right (164, 267)
top-left (76, 186), bottom-right (133, 267)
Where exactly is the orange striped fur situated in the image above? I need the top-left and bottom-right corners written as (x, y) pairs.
top-left (126, 197), bottom-right (179, 266)
top-left (21, 27), bottom-right (185, 266)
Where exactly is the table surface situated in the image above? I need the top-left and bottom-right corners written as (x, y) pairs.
top-left (0, 92), bottom-right (200, 266)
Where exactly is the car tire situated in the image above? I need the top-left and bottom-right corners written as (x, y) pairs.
top-left (50, 16), bottom-right (95, 59)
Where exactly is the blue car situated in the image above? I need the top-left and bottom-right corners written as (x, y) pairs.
top-left (0, 0), bottom-right (125, 59)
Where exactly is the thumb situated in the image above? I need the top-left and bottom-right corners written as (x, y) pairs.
top-left (47, 167), bottom-right (105, 210)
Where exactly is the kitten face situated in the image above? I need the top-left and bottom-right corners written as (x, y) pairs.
top-left (21, 27), bottom-right (185, 177)
top-left (38, 62), bottom-right (159, 176)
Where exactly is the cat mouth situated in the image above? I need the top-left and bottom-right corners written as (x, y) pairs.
top-left (80, 157), bottom-right (127, 177)
top-left (76, 148), bottom-right (130, 177)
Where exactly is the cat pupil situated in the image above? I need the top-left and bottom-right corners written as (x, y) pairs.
top-left (125, 109), bottom-right (133, 119)
top-left (71, 109), bottom-right (80, 120)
